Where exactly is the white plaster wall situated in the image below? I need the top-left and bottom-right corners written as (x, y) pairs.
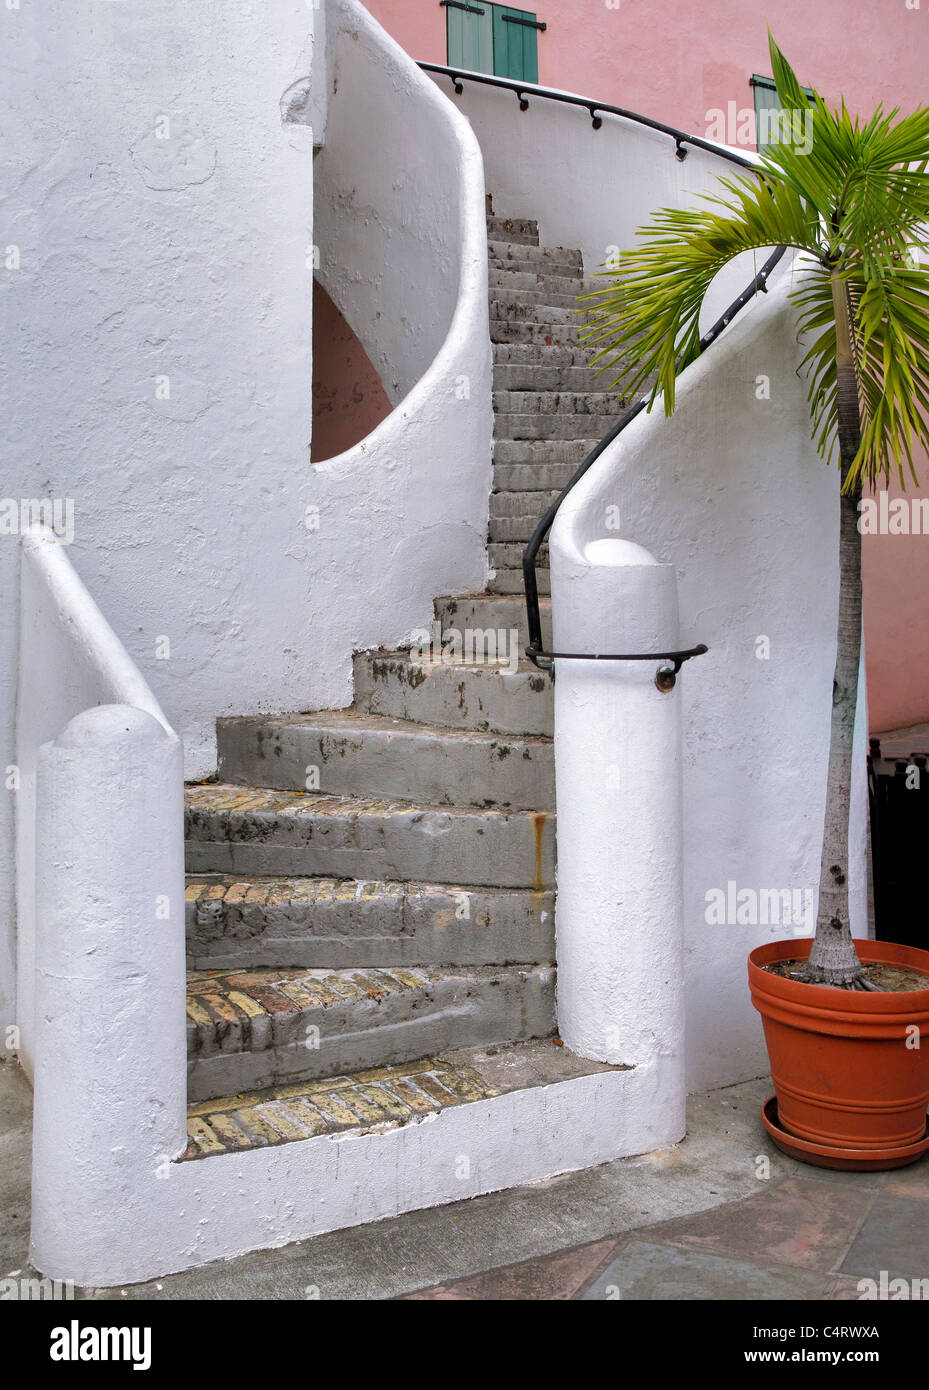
top-left (1, 0), bottom-right (493, 1040)
top-left (551, 260), bottom-right (868, 1091)
top-left (428, 75), bottom-right (771, 325)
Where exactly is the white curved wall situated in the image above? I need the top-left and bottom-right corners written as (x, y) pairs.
top-left (551, 261), bottom-right (868, 1091)
top-left (2, 1), bottom-right (493, 1042)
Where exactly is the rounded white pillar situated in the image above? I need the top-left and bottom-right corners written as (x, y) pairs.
top-left (550, 536), bottom-right (686, 1143)
top-left (30, 705), bottom-right (187, 1282)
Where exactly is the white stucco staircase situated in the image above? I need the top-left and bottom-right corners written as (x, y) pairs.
top-left (179, 207), bottom-right (622, 1150)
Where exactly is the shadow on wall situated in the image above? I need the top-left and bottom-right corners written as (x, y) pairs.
top-left (311, 281), bottom-right (392, 462)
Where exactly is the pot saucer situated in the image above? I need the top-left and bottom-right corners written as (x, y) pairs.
top-left (762, 1096), bottom-right (929, 1171)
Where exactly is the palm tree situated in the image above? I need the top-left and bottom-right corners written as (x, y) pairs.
top-left (582, 32), bottom-right (929, 987)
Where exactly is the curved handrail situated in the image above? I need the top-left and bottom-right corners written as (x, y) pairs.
top-left (419, 62), bottom-right (788, 668)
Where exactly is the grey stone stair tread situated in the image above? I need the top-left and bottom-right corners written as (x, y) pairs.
top-left (352, 648), bottom-right (553, 737)
top-left (216, 710), bottom-right (554, 812)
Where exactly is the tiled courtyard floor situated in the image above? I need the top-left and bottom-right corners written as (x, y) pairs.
top-left (2, 1061), bottom-right (926, 1300)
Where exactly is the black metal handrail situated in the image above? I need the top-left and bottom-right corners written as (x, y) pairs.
top-left (419, 62), bottom-right (789, 672)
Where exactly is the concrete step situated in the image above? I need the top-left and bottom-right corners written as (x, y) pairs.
top-left (490, 320), bottom-right (583, 346)
top-left (433, 592), bottom-right (552, 651)
top-left (488, 567), bottom-right (550, 596)
top-left (486, 215), bottom-right (539, 245)
top-left (495, 412), bottom-right (619, 440)
top-left (494, 437), bottom-right (601, 464)
top-left (493, 390), bottom-right (626, 416)
top-left (493, 461), bottom-right (580, 492)
top-left (494, 363), bottom-right (607, 392)
top-left (186, 874), bottom-right (554, 970)
top-left (186, 785), bottom-right (556, 889)
top-left (489, 540), bottom-right (548, 570)
top-left (353, 648), bottom-right (553, 737)
top-left (487, 242), bottom-right (583, 278)
top-left (492, 343), bottom-right (597, 368)
top-left (216, 711), bottom-right (554, 812)
top-left (186, 963), bottom-right (556, 1102)
top-left (183, 1040), bottom-right (611, 1159)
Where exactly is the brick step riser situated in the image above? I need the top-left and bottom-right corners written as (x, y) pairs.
top-left (217, 719), bottom-right (554, 813)
top-left (186, 800), bottom-right (556, 891)
top-left (186, 879), bottom-right (555, 971)
top-left (187, 967), bottom-right (556, 1103)
top-left (353, 652), bottom-right (553, 737)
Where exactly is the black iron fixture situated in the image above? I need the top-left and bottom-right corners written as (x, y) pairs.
top-left (440, 1), bottom-right (486, 13)
top-left (501, 13), bottom-right (547, 30)
top-left (417, 63), bottom-right (788, 679)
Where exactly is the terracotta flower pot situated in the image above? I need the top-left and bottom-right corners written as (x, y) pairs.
top-left (748, 938), bottom-right (929, 1158)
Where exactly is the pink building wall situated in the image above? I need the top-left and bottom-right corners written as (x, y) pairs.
top-left (323, 1), bottom-right (929, 731)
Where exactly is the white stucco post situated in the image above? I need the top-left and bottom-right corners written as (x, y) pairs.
top-left (30, 706), bottom-right (187, 1281)
top-left (550, 536), bottom-right (686, 1144)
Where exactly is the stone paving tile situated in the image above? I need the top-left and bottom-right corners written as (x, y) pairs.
top-left (400, 1238), bottom-right (618, 1300)
top-left (577, 1239), bottom-right (836, 1301)
top-left (645, 1176), bottom-right (877, 1272)
top-left (838, 1193), bottom-right (929, 1282)
top-left (882, 1156), bottom-right (929, 1201)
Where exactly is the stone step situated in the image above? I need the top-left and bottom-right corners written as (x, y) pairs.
top-left (216, 711), bottom-right (554, 812)
top-left (486, 215), bottom-right (539, 245)
top-left (489, 297), bottom-right (581, 324)
top-left (488, 253), bottom-right (583, 284)
top-left (186, 785), bottom-right (556, 890)
top-left (353, 649), bottom-right (553, 737)
top-left (183, 1040), bottom-right (611, 1159)
top-left (489, 491), bottom-right (558, 545)
top-left (489, 541), bottom-right (548, 571)
top-left (490, 319), bottom-right (583, 346)
top-left (494, 363), bottom-right (607, 392)
top-left (494, 437), bottom-right (601, 464)
top-left (493, 461), bottom-right (580, 492)
top-left (186, 874), bottom-right (554, 970)
top-left (487, 238), bottom-right (582, 270)
top-left (186, 963), bottom-right (556, 1102)
top-left (433, 592), bottom-right (552, 651)
top-left (490, 489), bottom-right (561, 518)
top-left (495, 412), bottom-right (619, 440)
top-left (492, 343), bottom-right (597, 368)
top-left (488, 567), bottom-right (551, 596)
top-left (489, 571), bottom-right (551, 598)
top-left (487, 269), bottom-right (598, 302)
top-left (493, 390), bottom-right (626, 417)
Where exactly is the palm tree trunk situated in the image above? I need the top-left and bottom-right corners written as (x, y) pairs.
top-left (806, 276), bottom-right (864, 986)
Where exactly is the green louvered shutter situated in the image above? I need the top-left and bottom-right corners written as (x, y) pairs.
top-left (491, 6), bottom-right (539, 83)
top-left (445, 2), bottom-right (494, 75)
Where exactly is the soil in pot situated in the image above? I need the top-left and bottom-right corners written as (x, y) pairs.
top-left (763, 960), bottom-right (929, 992)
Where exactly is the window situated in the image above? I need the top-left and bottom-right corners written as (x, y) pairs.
top-left (750, 74), bottom-right (816, 152)
top-left (443, 2), bottom-right (544, 84)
